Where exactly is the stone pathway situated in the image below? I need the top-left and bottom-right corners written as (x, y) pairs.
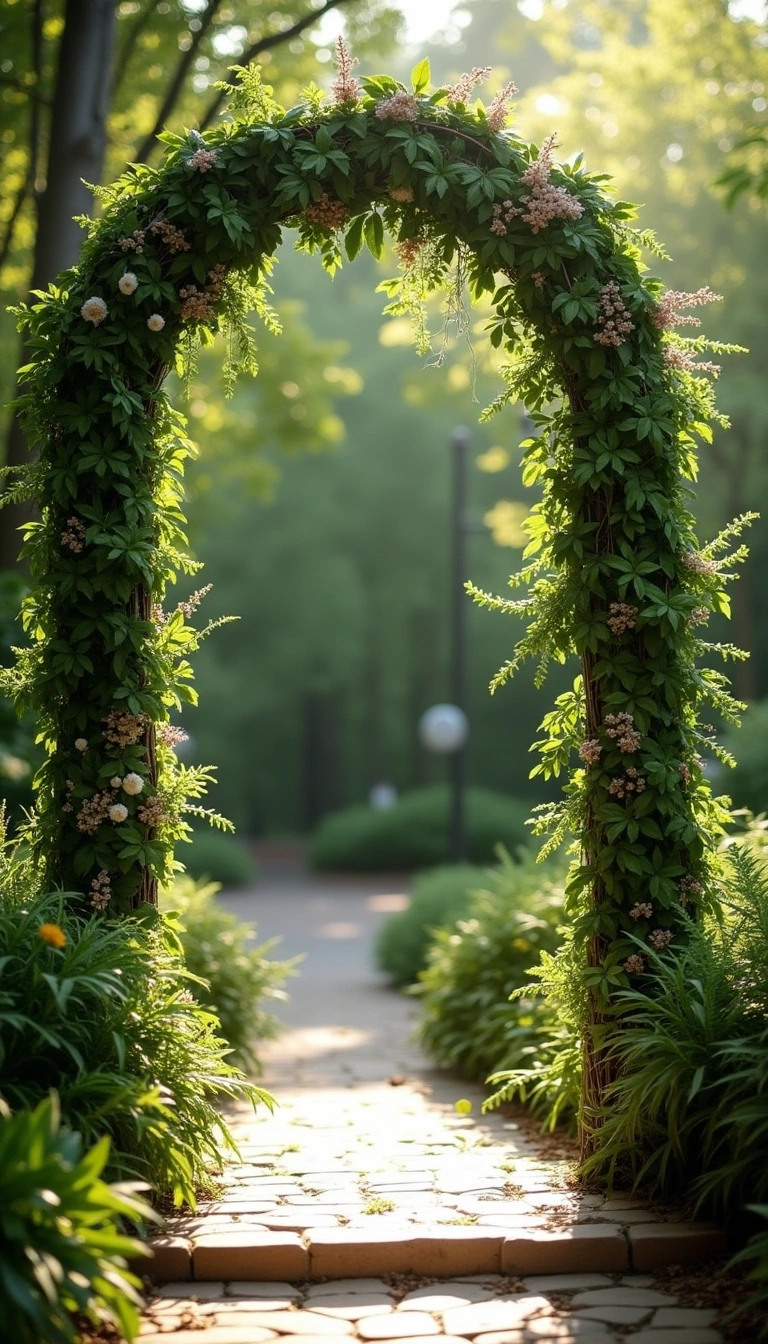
top-left (141, 867), bottom-right (729, 1341)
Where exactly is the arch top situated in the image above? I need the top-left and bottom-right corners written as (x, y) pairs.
top-left (10, 51), bottom-right (744, 1005)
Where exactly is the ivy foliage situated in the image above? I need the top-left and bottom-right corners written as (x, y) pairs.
top-left (3, 56), bottom-right (749, 997)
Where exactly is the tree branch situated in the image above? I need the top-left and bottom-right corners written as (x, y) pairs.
top-left (113, 0), bottom-right (162, 96)
top-left (0, 171), bottom-right (32, 281)
top-left (0, 0), bottom-right (45, 284)
top-left (198, 0), bottom-right (353, 134)
top-left (30, 0), bottom-right (44, 187)
top-left (133, 0), bottom-right (225, 162)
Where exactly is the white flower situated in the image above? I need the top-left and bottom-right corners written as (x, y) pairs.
top-left (111, 776), bottom-right (123, 789)
top-left (108, 803), bottom-right (128, 823)
top-left (118, 272), bottom-right (138, 295)
top-left (80, 296), bottom-right (108, 326)
top-left (147, 313), bottom-right (165, 332)
top-left (122, 772), bottom-right (144, 796)
top-left (74, 737), bottom-right (88, 752)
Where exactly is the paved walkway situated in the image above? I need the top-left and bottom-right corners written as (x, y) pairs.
top-left (141, 866), bottom-right (728, 1343)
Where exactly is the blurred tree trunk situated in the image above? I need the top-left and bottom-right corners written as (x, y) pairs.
top-left (302, 690), bottom-right (342, 829)
top-left (0, 0), bottom-right (117, 570)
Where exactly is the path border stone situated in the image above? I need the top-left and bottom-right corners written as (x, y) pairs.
top-left (142, 1219), bottom-right (727, 1283)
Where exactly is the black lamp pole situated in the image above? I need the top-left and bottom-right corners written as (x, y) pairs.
top-left (449, 426), bottom-right (470, 863)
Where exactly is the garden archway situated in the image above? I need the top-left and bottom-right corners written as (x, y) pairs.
top-left (9, 55), bottom-right (746, 1131)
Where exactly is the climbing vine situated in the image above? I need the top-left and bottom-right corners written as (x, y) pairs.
top-left (4, 47), bottom-right (749, 1113)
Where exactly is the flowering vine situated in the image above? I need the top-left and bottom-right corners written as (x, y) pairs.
top-left (4, 52), bottom-right (751, 1125)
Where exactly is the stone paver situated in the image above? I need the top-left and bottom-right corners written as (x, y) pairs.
top-left (142, 870), bottom-right (727, 1343)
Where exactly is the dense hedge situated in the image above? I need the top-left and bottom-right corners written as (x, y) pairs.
top-left (310, 786), bottom-right (531, 871)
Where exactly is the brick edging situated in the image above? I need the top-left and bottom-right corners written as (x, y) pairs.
top-left (140, 1220), bottom-right (727, 1283)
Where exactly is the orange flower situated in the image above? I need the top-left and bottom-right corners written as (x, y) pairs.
top-left (38, 923), bottom-right (66, 949)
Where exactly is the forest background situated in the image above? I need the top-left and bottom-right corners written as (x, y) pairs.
top-left (1, 0), bottom-right (767, 839)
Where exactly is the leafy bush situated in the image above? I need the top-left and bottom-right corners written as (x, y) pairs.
top-left (375, 863), bottom-right (488, 986)
top-left (162, 876), bottom-right (297, 1070)
top-left (573, 842), bottom-right (768, 1213)
top-left (0, 1094), bottom-right (150, 1344)
top-left (181, 826), bottom-right (257, 886)
top-left (310, 786), bottom-right (532, 872)
top-left (416, 851), bottom-right (565, 1082)
top-left (0, 879), bottom-right (273, 1205)
top-left (729, 1206), bottom-right (768, 1338)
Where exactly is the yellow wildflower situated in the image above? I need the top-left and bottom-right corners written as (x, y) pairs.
top-left (38, 923), bottom-right (67, 949)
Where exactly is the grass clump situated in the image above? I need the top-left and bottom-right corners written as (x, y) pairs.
top-left (310, 785), bottom-right (531, 872)
top-left (0, 1095), bottom-right (151, 1344)
top-left (0, 876), bottom-right (273, 1207)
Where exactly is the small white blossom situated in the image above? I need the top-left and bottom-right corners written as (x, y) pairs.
top-left (74, 737), bottom-right (88, 752)
top-left (122, 772), bottom-right (144, 796)
top-left (108, 803), bottom-right (129, 823)
top-left (110, 776), bottom-right (123, 789)
top-left (118, 272), bottom-right (138, 295)
top-left (147, 313), bottom-right (165, 332)
top-left (81, 296), bottom-right (108, 326)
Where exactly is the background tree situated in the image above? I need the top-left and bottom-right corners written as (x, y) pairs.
top-left (0, 0), bottom-right (401, 564)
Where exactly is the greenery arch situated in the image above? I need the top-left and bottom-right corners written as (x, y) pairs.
top-left (6, 51), bottom-right (749, 1123)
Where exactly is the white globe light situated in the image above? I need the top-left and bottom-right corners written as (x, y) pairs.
top-left (418, 703), bottom-right (469, 754)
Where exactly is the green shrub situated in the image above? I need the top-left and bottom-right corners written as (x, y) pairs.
top-left (574, 842), bottom-right (768, 1212)
top-left (0, 1094), bottom-right (150, 1344)
top-left (729, 1207), bottom-right (768, 1338)
top-left (162, 875), bottom-right (297, 1070)
top-left (181, 826), bottom-right (257, 886)
top-left (416, 851), bottom-right (565, 1082)
top-left (310, 786), bottom-right (532, 872)
top-left (375, 863), bottom-right (488, 986)
top-left (0, 881), bottom-right (273, 1206)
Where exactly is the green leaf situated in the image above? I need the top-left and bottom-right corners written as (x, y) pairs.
top-left (344, 214), bottom-right (366, 262)
top-left (364, 211), bottom-right (384, 260)
top-left (411, 58), bottom-right (431, 94)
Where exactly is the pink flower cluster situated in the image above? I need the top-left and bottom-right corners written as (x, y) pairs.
top-left (663, 346), bottom-right (720, 376)
top-left (179, 267), bottom-right (226, 323)
top-left (490, 199), bottom-right (521, 236)
top-left (188, 147), bottom-right (218, 172)
top-left (682, 550), bottom-right (716, 576)
top-left (624, 953), bottom-right (645, 974)
top-left (679, 874), bottom-right (703, 906)
top-left (579, 738), bottom-right (602, 765)
top-left (305, 193), bottom-right (350, 230)
top-left (90, 870), bottom-right (112, 911)
top-left (375, 92), bottom-right (420, 123)
top-left (648, 928), bottom-right (673, 950)
top-left (594, 280), bottom-right (634, 348)
top-left (605, 712), bottom-right (641, 753)
top-left (519, 135), bottom-right (584, 234)
top-left (652, 286), bottom-right (720, 330)
top-left (389, 185), bottom-right (414, 202)
top-left (396, 237), bottom-right (424, 269)
top-left (607, 602), bottom-right (637, 635)
top-left (331, 36), bottom-right (360, 105)
top-left (61, 517), bottom-right (86, 553)
top-left (630, 902), bottom-right (653, 920)
top-left (157, 723), bottom-right (188, 748)
top-left (609, 767), bottom-right (646, 799)
top-left (447, 66), bottom-right (491, 105)
top-left (486, 80), bottom-right (518, 134)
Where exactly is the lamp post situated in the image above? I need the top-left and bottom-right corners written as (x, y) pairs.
top-left (449, 425), bottom-right (470, 861)
top-left (417, 426), bottom-right (474, 862)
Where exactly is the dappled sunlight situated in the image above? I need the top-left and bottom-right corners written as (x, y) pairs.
top-left (317, 920), bottom-right (364, 939)
top-left (367, 892), bottom-right (410, 912)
